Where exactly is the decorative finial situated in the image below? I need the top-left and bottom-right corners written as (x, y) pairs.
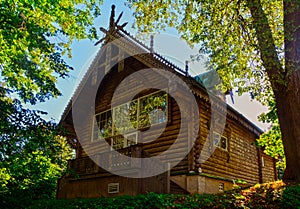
top-left (150, 35), bottom-right (154, 53)
top-left (95, 5), bottom-right (128, 46)
top-left (109, 5), bottom-right (116, 30)
top-left (185, 60), bottom-right (189, 76)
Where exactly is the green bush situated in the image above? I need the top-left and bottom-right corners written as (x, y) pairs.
top-left (24, 192), bottom-right (236, 209)
top-left (280, 186), bottom-right (300, 209)
top-left (3, 182), bottom-right (300, 209)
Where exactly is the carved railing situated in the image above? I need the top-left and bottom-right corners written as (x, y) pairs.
top-left (68, 145), bottom-right (142, 176)
top-left (66, 145), bottom-right (172, 193)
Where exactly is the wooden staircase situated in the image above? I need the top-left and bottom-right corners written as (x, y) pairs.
top-left (170, 180), bottom-right (189, 194)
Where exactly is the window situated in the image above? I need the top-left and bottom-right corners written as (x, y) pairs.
top-left (139, 90), bottom-right (168, 128)
top-left (219, 183), bottom-right (224, 192)
top-left (93, 90), bottom-right (168, 148)
top-left (111, 132), bottom-right (138, 150)
top-left (213, 132), bottom-right (228, 150)
top-left (112, 135), bottom-right (124, 150)
top-left (114, 100), bottom-right (138, 135)
top-left (108, 183), bottom-right (119, 193)
top-left (71, 149), bottom-right (76, 159)
top-left (220, 136), bottom-right (227, 150)
top-left (96, 110), bottom-right (112, 140)
top-left (124, 132), bottom-right (138, 147)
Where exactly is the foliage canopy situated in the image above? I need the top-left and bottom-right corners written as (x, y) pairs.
top-left (0, 0), bottom-right (103, 200)
top-left (127, 0), bottom-right (282, 101)
top-left (0, 0), bottom-right (102, 104)
top-left (125, 0), bottom-right (300, 181)
top-left (0, 87), bottom-right (72, 197)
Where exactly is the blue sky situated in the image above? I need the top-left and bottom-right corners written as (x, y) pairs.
top-left (30, 1), bottom-right (270, 130)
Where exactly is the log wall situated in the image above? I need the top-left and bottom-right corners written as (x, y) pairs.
top-left (75, 55), bottom-right (191, 174)
top-left (195, 97), bottom-right (275, 184)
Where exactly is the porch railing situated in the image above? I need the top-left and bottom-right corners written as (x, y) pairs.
top-left (68, 145), bottom-right (142, 176)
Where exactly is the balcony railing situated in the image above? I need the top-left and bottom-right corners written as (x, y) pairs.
top-left (68, 145), bottom-right (142, 176)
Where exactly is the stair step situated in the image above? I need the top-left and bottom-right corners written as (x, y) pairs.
top-left (170, 180), bottom-right (189, 194)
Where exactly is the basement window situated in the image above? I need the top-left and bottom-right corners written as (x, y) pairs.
top-left (108, 183), bottom-right (119, 194)
top-left (219, 183), bottom-right (224, 192)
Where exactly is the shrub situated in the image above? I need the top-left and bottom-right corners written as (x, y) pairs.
top-left (4, 181), bottom-right (300, 209)
top-left (280, 185), bottom-right (300, 209)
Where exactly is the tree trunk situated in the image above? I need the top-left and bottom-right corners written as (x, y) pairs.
top-left (280, 0), bottom-right (300, 182)
top-left (275, 71), bottom-right (300, 182)
top-left (247, 0), bottom-right (300, 182)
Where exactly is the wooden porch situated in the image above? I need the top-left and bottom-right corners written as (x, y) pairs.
top-left (57, 144), bottom-right (189, 198)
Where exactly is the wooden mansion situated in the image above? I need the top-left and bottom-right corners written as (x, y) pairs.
top-left (57, 6), bottom-right (276, 199)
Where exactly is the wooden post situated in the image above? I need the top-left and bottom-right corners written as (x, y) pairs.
top-left (188, 105), bottom-right (195, 172)
top-left (150, 35), bottom-right (154, 53)
top-left (257, 147), bottom-right (263, 183)
top-left (185, 60), bottom-right (189, 76)
top-left (109, 5), bottom-right (116, 31)
top-left (166, 162), bottom-right (170, 193)
top-left (273, 158), bottom-right (278, 180)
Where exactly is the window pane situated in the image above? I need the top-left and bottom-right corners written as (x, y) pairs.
top-left (139, 91), bottom-right (167, 128)
top-left (113, 100), bottom-right (138, 135)
top-left (139, 97), bottom-right (151, 128)
top-left (112, 135), bottom-right (124, 150)
top-left (98, 110), bottom-right (112, 139)
top-left (220, 136), bottom-right (227, 150)
top-left (124, 133), bottom-right (137, 147)
top-left (219, 183), bottom-right (224, 192)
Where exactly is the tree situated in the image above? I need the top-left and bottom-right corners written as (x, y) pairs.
top-left (0, 0), bottom-right (103, 201)
top-left (0, 0), bottom-right (101, 104)
top-left (0, 87), bottom-right (72, 201)
top-left (125, 0), bottom-right (300, 182)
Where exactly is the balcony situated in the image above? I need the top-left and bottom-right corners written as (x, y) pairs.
top-left (67, 145), bottom-right (142, 177)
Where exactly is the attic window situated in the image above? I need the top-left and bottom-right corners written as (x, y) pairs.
top-left (108, 183), bottom-right (119, 194)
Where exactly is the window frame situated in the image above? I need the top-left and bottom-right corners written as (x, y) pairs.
top-left (218, 182), bottom-right (224, 192)
top-left (92, 109), bottom-right (113, 142)
top-left (213, 131), bottom-right (228, 151)
top-left (108, 183), bottom-right (120, 194)
top-left (92, 90), bottom-right (169, 147)
top-left (137, 89), bottom-right (168, 129)
top-left (111, 132), bottom-right (138, 150)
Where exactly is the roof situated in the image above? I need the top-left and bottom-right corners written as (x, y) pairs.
top-left (60, 5), bottom-right (263, 137)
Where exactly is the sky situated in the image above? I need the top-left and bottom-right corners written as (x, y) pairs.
top-left (30, 1), bottom-right (270, 131)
